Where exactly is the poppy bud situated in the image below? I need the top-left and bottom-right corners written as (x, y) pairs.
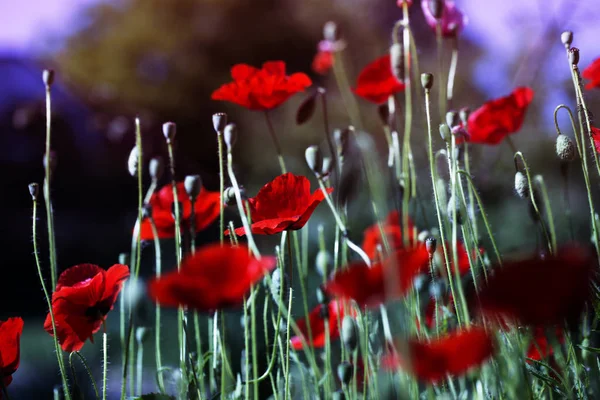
top-left (319, 303), bottom-right (329, 320)
top-left (569, 48), bottom-right (580, 66)
top-left (321, 157), bottom-right (333, 179)
top-left (514, 171), bottom-right (529, 199)
top-left (417, 230), bottom-right (430, 243)
top-left (269, 268), bottom-right (289, 303)
top-left (439, 123), bottom-right (451, 141)
top-left (162, 122), bottom-right (176, 143)
top-left (421, 73), bottom-right (434, 90)
top-left (305, 145), bottom-right (323, 175)
top-left (184, 175), bottom-right (202, 200)
top-left (556, 134), bottom-right (575, 162)
top-left (296, 91), bottom-right (318, 125)
top-left (378, 104), bottom-right (390, 126)
top-left (459, 107), bottom-right (471, 125)
top-left (333, 128), bottom-right (350, 156)
top-left (316, 287), bottom-right (329, 304)
top-left (390, 43), bottom-right (403, 82)
top-left (341, 316), bottom-right (358, 352)
top-left (323, 21), bottom-right (340, 42)
top-left (142, 204), bottom-right (152, 220)
top-left (43, 151), bottom-right (57, 172)
top-left (171, 201), bottom-right (183, 222)
top-left (561, 31), bottom-right (573, 48)
top-left (337, 362), bottom-right (353, 385)
top-left (447, 195), bottom-right (462, 225)
top-left (212, 112), bottom-right (228, 133)
top-left (136, 327), bottom-right (148, 343)
top-left (428, 0), bottom-right (445, 19)
top-left (118, 253), bottom-right (129, 265)
top-left (127, 146), bottom-right (140, 177)
top-left (315, 250), bottom-right (332, 277)
top-left (224, 123), bottom-right (237, 150)
top-left (445, 110), bottom-right (459, 128)
top-left (436, 178), bottom-right (448, 215)
top-left (149, 157), bottom-right (164, 182)
top-left (28, 183), bottom-right (39, 201)
top-left (42, 69), bottom-right (55, 87)
top-left (426, 237), bottom-right (437, 257)
top-left (222, 186), bottom-right (239, 206)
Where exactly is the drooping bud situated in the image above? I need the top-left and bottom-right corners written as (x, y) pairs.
top-left (222, 186), bottom-right (243, 206)
top-left (162, 122), bottom-right (176, 143)
top-left (321, 157), bottom-right (333, 179)
top-left (305, 145), bottom-right (323, 175)
top-left (149, 157), bottom-right (164, 182)
top-left (337, 362), bottom-right (353, 385)
top-left (136, 327), bottom-right (148, 343)
top-left (224, 123), bottom-right (237, 150)
top-left (323, 21), bottom-right (340, 42)
top-left (315, 250), bottom-right (332, 277)
top-left (428, 0), bottom-right (445, 19)
top-left (439, 123), bottom-right (451, 141)
top-left (42, 69), bottom-right (55, 87)
top-left (341, 316), bottom-right (358, 352)
top-left (555, 134), bottom-right (575, 162)
top-left (296, 91), bottom-right (318, 125)
top-left (118, 253), bottom-right (129, 265)
top-left (561, 31), bottom-right (573, 48)
top-left (28, 183), bottom-right (39, 201)
top-left (421, 73), bottom-right (434, 90)
top-left (184, 175), bottom-right (202, 200)
top-left (514, 171), bottom-right (529, 199)
top-left (569, 47), bottom-right (580, 66)
top-left (417, 230), bottom-right (430, 243)
top-left (446, 195), bottom-right (462, 225)
top-left (127, 146), bottom-right (140, 177)
top-left (212, 113), bottom-right (228, 133)
top-left (390, 43), bottom-right (403, 82)
top-left (43, 151), bottom-right (57, 172)
top-left (459, 107), bottom-right (471, 125)
top-left (426, 236), bottom-right (437, 257)
top-left (445, 110), bottom-right (459, 128)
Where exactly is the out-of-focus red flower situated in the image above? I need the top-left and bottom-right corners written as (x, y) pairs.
top-left (421, 1), bottom-right (468, 37)
top-left (211, 61), bottom-right (312, 110)
top-left (226, 173), bottom-right (333, 236)
top-left (290, 300), bottom-right (350, 350)
top-left (397, 0), bottom-right (413, 7)
top-left (476, 245), bottom-right (595, 326)
top-left (324, 246), bottom-right (430, 308)
top-left (0, 317), bottom-right (24, 389)
top-left (583, 57), bottom-right (600, 90)
top-left (361, 211), bottom-right (415, 261)
top-left (312, 51), bottom-right (334, 75)
top-left (44, 264), bottom-right (129, 352)
top-left (382, 327), bottom-right (494, 382)
top-left (467, 87), bottom-right (534, 145)
top-left (591, 127), bottom-right (600, 154)
top-left (526, 327), bottom-right (564, 362)
top-left (149, 244), bottom-right (276, 312)
top-left (139, 182), bottom-right (221, 241)
top-left (353, 55), bottom-right (405, 104)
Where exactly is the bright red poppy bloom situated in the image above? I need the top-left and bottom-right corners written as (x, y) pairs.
top-left (467, 87), bottom-right (534, 145)
top-left (149, 244), bottom-right (277, 312)
top-left (0, 317), bottom-right (24, 389)
top-left (290, 300), bottom-right (349, 350)
top-left (312, 51), bottom-right (334, 75)
top-left (382, 327), bottom-right (494, 382)
top-left (361, 211), bottom-right (415, 260)
top-left (583, 57), bottom-right (600, 90)
top-left (353, 55), bottom-right (405, 104)
top-left (324, 246), bottom-right (430, 308)
top-left (226, 173), bottom-right (333, 236)
top-left (44, 264), bottom-right (129, 352)
top-left (139, 182), bottom-right (221, 241)
top-left (591, 127), bottom-right (600, 153)
top-left (476, 245), bottom-right (594, 326)
top-left (421, 1), bottom-right (468, 38)
top-left (211, 61), bottom-right (312, 110)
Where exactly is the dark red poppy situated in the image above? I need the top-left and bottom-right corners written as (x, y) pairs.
top-left (421, 1), bottom-right (468, 38)
top-left (44, 264), bottom-right (129, 352)
top-left (139, 182), bottom-right (221, 241)
top-left (324, 246), bottom-right (430, 308)
top-left (361, 211), bottom-right (415, 260)
top-left (211, 61), bottom-right (312, 110)
top-left (476, 245), bottom-right (595, 326)
top-left (353, 55), bottom-right (405, 104)
top-left (149, 243), bottom-right (277, 312)
top-left (583, 57), bottom-right (600, 90)
top-left (290, 300), bottom-right (350, 350)
top-left (312, 51), bottom-right (334, 75)
top-left (0, 317), bottom-right (24, 389)
top-left (591, 127), bottom-right (600, 154)
top-left (526, 327), bottom-right (564, 362)
top-left (467, 87), bottom-right (534, 145)
top-left (382, 327), bottom-right (494, 382)
top-left (226, 173), bottom-right (333, 236)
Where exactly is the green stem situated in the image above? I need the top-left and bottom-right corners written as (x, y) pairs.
top-left (264, 111), bottom-right (287, 174)
top-left (218, 133), bottom-right (225, 244)
top-left (446, 37), bottom-right (458, 108)
top-left (71, 352), bottom-right (100, 400)
top-left (43, 84), bottom-right (58, 291)
top-left (435, 22), bottom-right (446, 119)
top-left (331, 52), bottom-right (362, 129)
top-left (534, 175), bottom-right (557, 254)
top-left (103, 328), bottom-right (108, 400)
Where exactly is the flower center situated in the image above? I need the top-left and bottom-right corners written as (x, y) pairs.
top-left (85, 302), bottom-right (111, 322)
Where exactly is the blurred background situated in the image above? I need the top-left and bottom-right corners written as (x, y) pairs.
top-left (2, 0), bottom-right (600, 397)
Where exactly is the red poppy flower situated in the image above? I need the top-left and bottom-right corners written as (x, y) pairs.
top-left (140, 182), bottom-right (221, 241)
top-left (149, 243), bottom-right (277, 312)
top-left (421, 1), bottom-right (468, 38)
top-left (361, 211), bottom-right (415, 260)
top-left (583, 57), bottom-right (600, 90)
top-left (290, 300), bottom-right (350, 350)
top-left (44, 264), bottom-right (130, 352)
top-left (324, 246), bottom-right (430, 308)
top-left (467, 87), bottom-right (534, 145)
top-left (211, 61), bottom-right (312, 110)
top-left (0, 317), bottom-right (24, 389)
top-left (526, 327), bottom-right (564, 362)
top-left (353, 55), bottom-right (405, 104)
top-left (476, 245), bottom-right (594, 326)
top-left (591, 127), bottom-right (600, 154)
top-left (382, 327), bottom-right (494, 382)
top-left (226, 173), bottom-right (333, 236)
top-left (312, 51), bottom-right (334, 75)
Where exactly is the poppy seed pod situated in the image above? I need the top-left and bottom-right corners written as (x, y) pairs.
top-left (149, 157), bottom-right (164, 182)
top-left (212, 112), bottom-right (228, 133)
top-left (446, 110), bottom-right (459, 128)
top-left (459, 107), bottom-right (471, 125)
top-left (421, 73), bottom-right (434, 90)
top-left (337, 362), bottom-right (353, 386)
top-left (315, 250), bottom-right (332, 277)
top-left (561, 31), bottom-right (573, 48)
top-left (514, 171), bottom-right (529, 199)
top-left (323, 21), bottom-right (340, 42)
top-left (184, 175), bottom-right (202, 200)
top-left (439, 123), bottom-right (451, 141)
top-left (127, 146), bottom-right (139, 177)
top-left (42, 69), bottom-right (54, 87)
top-left (569, 48), bottom-right (580, 66)
top-left (428, 0), bottom-right (445, 19)
top-left (135, 327), bottom-right (148, 344)
top-left (390, 43), bottom-right (403, 82)
top-left (426, 236), bottom-right (437, 257)
top-left (224, 123), bottom-right (237, 150)
top-left (556, 134), bottom-right (575, 162)
top-left (333, 128), bottom-right (350, 156)
top-left (222, 186), bottom-right (238, 206)
top-left (305, 146), bottom-right (323, 175)
top-left (28, 183), bottom-right (39, 201)
top-left (162, 122), bottom-right (176, 143)
top-left (341, 316), bottom-right (358, 352)
top-left (43, 151), bottom-right (57, 172)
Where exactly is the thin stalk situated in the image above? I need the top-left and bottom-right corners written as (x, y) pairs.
top-left (331, 52), bottom-right (362, 128)
top-left (283, 289), bottom-right (293, 400)
top-left (217, 132), bottom-right (226, 244)
top-left (435, 22), bottom-right (446, 119)
top-left (264, 111), bottom-right (287, 173)
top-left (136, 334), bottom-right (143, 396)
top-left (320, 90), bottom-right (339, 187)
top-left (43, 83), bottom-right (58, 291)
top-left (103, 328), bottom-right (108, 400)
top-left (71, 352), bottom-right (100, 400)
top-left (463, 143), bottom-right (479, 240)
top-left (534, 175), bottom-right (557, 254)
top-left (446, 37), bottom-right (459, 108)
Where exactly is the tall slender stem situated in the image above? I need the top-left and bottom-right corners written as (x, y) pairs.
top-left (264, 111), bottom-right (287, 173)
top-left (103, 328), bottom-right (108, 400)
top-left (43, 83), bottom-right (58, 291)
top-left (331, 52), bottom-right (363, 128)
top-left (218, 133), bottom-right (226, 244)
top-left (446, 37), bottom-right (459, 108)
top-left (435, 23), bottom-right (446, 119)
top-left (148, 217), bottom-right (165, 393)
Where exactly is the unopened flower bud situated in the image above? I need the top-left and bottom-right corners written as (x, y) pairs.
top-left (426, 237), bottom-right (437, 256)
top-left (136, 327), bottom-right (148, 343)
top-left (445, 110), bottom-right (459, 128)
top-left (390, 43), bottom-right (403, 82)
top-left (42, 69), bottom-right (54, 87)
top-left (323, 21), bottom-right (340, 42)
top-left (127, 146), bottom-right (140, 177)
top-left (212, 113), bottom-right (228, 133)
top-left (561, 31), bottom-right (573, 48)
top-left (439, 123), bottom-right (451, 141)
top-left (316, 287), bottom-right (329, 305)
top-left (447, 195), bottom-right (462, 225)
top-left (514, 171), bottom-right (529, 199)
top-left (417, 230), bottom-right (430, 243)
top-left (305, 145), bottom-right (323, 175)
top-left (118, 253), bottom-right (129, 265)
top-left (224, 123), bottom-right (237, 150)
top-left (421, 73), bottom-right (434, 90)
top-left (184, 175), bottom-right (202, 200)
top-left (337, 362), bottom-right (353, 385)
top-left (341, 316), bottom-right (358, 352)
top-left (28, 183), bottom-right (39, 201)
top-left (43, 151), bottom-right (57, 172)
top-left (321, 157), bottom-right (333, 179)
top-left (142, 204), bottom-right (152, 219)
top-left (428, 0), bottom-right (445, 19)
top-left (162, 122), bottom-right (176, 143)
top-left (333, 128), bottom-right (350, 156)
top-left (569, 47), bottom-right (580, 66)
top-left (315, 250), bottom-right (332, 277)
top-left (149, 157), bottom-right (164, 181)
top-left (269, 268), bottom-right (289, 303)
top-left (555, 134), bottom-right (575, 162)
top-left (459, 107), bottom-right (471, 125)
